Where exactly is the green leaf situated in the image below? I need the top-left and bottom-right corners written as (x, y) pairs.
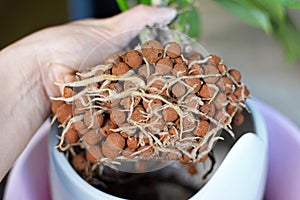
top-left (252, 0), bottom-right (285, 22)
top-left (186, 6), bottom-right (200, 38)
top-left (281, 0), bottom-right (300, 8)
top-left (140, 0), bottom-right (151, 5)
top-left (214, 0), bottom-right (273, 33)
top-left (116, 0), bottom-right (129, 11)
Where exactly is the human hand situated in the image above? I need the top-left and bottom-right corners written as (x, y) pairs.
top-left (0, 5), bottom-right (176, 181)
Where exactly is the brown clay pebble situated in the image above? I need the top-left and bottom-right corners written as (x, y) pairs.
top-left (141, 40), bottom-right (164, 64)
top-left (229, 69), bottom-right (241, 83)
top-left (127, 137), bottom-right (139, 149)
top-left (217, 64), bottom-right (227, 74)
top-left (63, 87), bottom-right (73, 98)
top-left (234, 85), bottom-right (250, 100)
top-left (162, 107), bottom-right (178, 122)
top-left (193, 119), bottom-right (210, 137)
top-left (123, 80), bottom-right (137, 90)
top-left (82, 129), bottom-right (103, 145)
top-left (110, 109), bottom-right (126, 125)
top-left (155, 58), bottom-right (173, 75)
top-left (148, 117), bottom-right (165, 133)
top-left (102, 119), bottom-right (118, 135)
top-left (185, 78), bottom-right (201, 93)
top-left (122, 147), bottom-right (136, 158)
top-left (142, 98), bottom-right (162, 110)
top-left (200, 101), bottom-right (216, 118)
top-left (187, 165), bottom-right (198, 175)
top-left (174, 56), bottom-right (185, 64)
top-left (86, 145), bottom-right (103, 163)
top-left (185, 94), bottom-right (200, 110)
top-left (203, 64), bottom-right (220, 83)
top-left (124, 50), bottom-right (143, 68)
top-left (173, 63), bottom-right (188, 77)
top-left (214, 110), bottom-right (230, 125)
top-left (65, 128), bottom-right (79, 144)
top-left (149, 79), bottom-right (166, 95)
top-left (72, 154), bottom-right (87, 171)
top-left (105, 54), bottom-right (121, 64)
top-left (137, 145), bottom-right (154, 156)
top-left (199, 84), bottom-right (217, 99)
top-left (187, 52), bottom-right (202, 63)
top-left (207, 55), bottom-right (221, 66)
top-left (83, 111), bottom-right (104, 128)
top-left (219, 77), bottom-right (233, 94)
top-left (137, 64), bottom-right (154, 78)
top-left (189, 64), bottom-right (203, 75)
top-left (131, 106), bottom-right (145, 122)
top-left (172, 82), bottom-right (186, 98)
top-left (112, 62), bottom-right (130, 76)
top-left (56, 103), bottom-right (73, 123)
top-left (183, 116), bottom-right (196, 131)
top-left (120, 96), bottom-right (141, 109)
top-left (233, 112), bottom-right (244, 126)
top-left (166, 42), bottom-right (181, 58)
top-left (102, 133), bottom-right (125, 159)
top-left (168, 125), bottom-right (177, 135)
top-left (214, 92), bottom-right (227, 109)
top-left (72, 120), bottom-right (86, 132)
top-left (51, 100), bottom-right (64, 113)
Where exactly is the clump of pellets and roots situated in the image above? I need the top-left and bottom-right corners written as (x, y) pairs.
top-left (51, 39), bottom-right (250, 178)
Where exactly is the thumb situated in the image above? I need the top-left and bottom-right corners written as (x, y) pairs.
top-left (78, 5), bottom-right (177, 70)
top-left (110, 5), bottom-right (177, 31)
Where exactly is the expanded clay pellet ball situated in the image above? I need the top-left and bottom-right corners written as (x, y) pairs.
top-left (63, 87), bottom-right (73, 98)
top-left (130, 106), bottom-right (145, 122)
top-left (142, 98), bottom-right (162, 111)
top-left (137, 64), bottom-right (154, 78)
top-left (207, 55), bottom-right (222, 66)
top-left (82, 129), bottom-right (103, 145)
top-left (172, 82), bottom-right (186, 98)
top-left (127, 137), bottom-right (139, 149)
top-left (162, 107), bottom-right (179, 122)
top-left (124, 50), bottom-right (143, 68)
top-left (141, 40), bottom-right (164, 64)
top-left (173, 63), bottom-right (188, 77)
top-left (229, 69), bottom-right (241, 83)
top-left (233, 112), bottom-right (244, 126)
top-left (185, 78), bottom-right (201, 93)
top-left (200, 101), bottom-right (216, 118)
top-left (56, 103), bottom-right (73, 123)
top-left (83, 110), bottom-right (104, 129)
top-left (166, 42), bottom-right (181, 58)
top-left (51, 100), bottom-right (64, 113)
top-left (86, 145), bottom-right (103, 163)
top-left (105, 53), bottom-right (121, 64)
top-left (112, 62), bottom-right (130, 75)
top-left (155, 58), bottom-right (173, 75)
top-left (194, 119), bottom-right (210, 137)
top-left (203, 64), bottom-right (220, 84)
top-left (72, 154), bottom-right (87, 172)
top-left (102, 133), bottom-right (125, 159)
top-left (189, 64), bottom-right (203, 75)
top-left (65, 128), bottom-right (79, 144)
top-left (110, 108), bottom-right (126, 125)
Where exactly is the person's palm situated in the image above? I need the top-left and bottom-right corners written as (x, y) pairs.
top-left (26, 5), bottom-right (176, 97)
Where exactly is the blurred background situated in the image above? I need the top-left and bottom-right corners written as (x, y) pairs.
top-left (0, 0), bottom-right (300, 197)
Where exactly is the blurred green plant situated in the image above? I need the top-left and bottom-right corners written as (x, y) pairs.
top-left (116, 0), bottom-right (300, 62)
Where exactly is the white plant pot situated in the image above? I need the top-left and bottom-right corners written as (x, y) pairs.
top-left (48, 99), bottom-right (268, 200)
